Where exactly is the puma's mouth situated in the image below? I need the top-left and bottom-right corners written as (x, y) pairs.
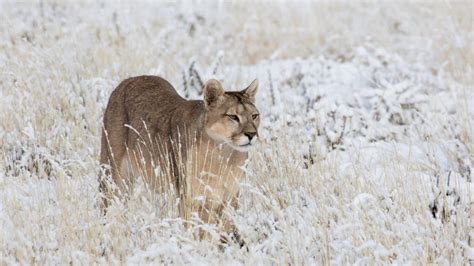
top-left (225, 141), bottom-right (253, 152)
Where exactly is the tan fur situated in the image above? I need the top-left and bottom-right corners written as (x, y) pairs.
top-left (99, 75), bottom-right (259, 239)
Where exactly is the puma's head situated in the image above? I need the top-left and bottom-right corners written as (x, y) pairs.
top-left (203, 79), bottom-right (260, 152)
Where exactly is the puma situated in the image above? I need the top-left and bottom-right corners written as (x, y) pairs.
top-left (99, 75), bottom-right (259, 242)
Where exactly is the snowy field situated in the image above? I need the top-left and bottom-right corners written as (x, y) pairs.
top-left (0, 1), bottom-right (473, 264)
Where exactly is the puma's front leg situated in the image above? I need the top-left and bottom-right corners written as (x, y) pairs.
top-left (221, 197), bottom-right (245, 247)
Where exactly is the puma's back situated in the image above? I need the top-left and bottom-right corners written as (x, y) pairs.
top-left (99, 76), bottom-right (188, 196)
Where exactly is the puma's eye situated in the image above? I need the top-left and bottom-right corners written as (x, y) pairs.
top-left (226, 114), bottom-right (239, 122)
top-left (252, 114), bottom-right (259, 120)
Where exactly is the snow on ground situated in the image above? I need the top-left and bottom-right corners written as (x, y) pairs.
top-left (0, 1), bottom-right (473, 264)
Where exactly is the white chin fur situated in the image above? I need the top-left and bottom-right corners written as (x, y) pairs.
top-left (234, 136), bottom-right (251, 146)
top-left (229, 143), bottom-right (252, 152)
top-left (229, 136), bottom-right (258, 152)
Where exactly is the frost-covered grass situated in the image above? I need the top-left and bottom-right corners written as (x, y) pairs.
top-left (0, 1), bottom-right (473, 264)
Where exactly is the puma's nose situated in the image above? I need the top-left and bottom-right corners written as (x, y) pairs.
top-left (245, 132), bottom-right (257, 140)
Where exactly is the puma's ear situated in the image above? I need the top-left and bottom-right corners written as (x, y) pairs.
top-left (203, 79), bottom-right (224, 109)
top-left (242, 79), bottom-right (258, 103)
